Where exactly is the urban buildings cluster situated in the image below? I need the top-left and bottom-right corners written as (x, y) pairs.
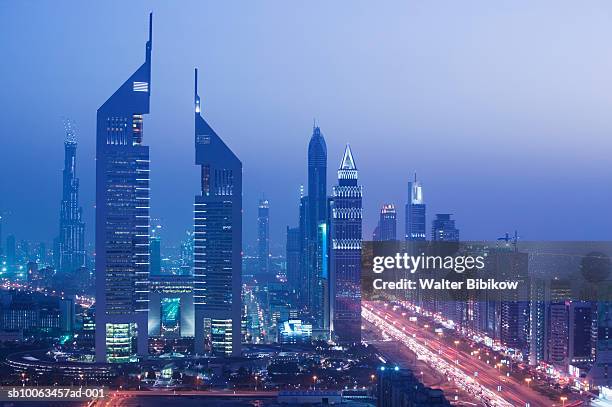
top-left (1, 11), bottom-right (612, 407)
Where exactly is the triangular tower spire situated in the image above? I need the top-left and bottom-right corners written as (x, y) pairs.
top-left (339, 144), bottom-right (356, 170)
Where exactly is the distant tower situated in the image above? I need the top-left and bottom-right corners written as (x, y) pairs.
top-left (330, 145), bottom-right (362, 344)
top-left (431, 214), bottom-right (459, 241)
top-left (286, 226), bottom-right (301, 292)
top-left (405, 174), bottom-right (426, 241)
top-left (150, 220), bottom-right (162, 276)
top-left (58, 119), bottom-right (86, 274)
top-left (193, 68), bottom-right (242, 357)
top-left (95, 14), bottom-right (153, 363)
top-left (377, 204), bottom-right (397, 241)
top-left (305, 125), bottom-right (328, 327)
top-left (257, 199), bottom-right (270, 275)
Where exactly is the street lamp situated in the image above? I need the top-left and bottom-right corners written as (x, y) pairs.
top-left (525, 377), bottom-right (532, 388)
top-left (560, 396), bottom-right (567, 406)
top-left (313, 375), bottom-right (318, 390)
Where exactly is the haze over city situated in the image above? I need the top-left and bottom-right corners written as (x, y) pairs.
top-left (2, 0), bottom-right (612, 247)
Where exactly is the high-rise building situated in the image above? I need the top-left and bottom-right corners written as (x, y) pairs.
top-left (58, 120), bottom-right (86, 275)
top-left (286, 226), bottom-right (300, 293)
top-left (95, 14), bottom-right (153, 363)
top-left (431, 214), bottom-right (459, 241)
top-left (298, 194), bottom-right (308, 308)
top-left (547, 279), bottom-right (571, 369)
top-left (376, 204), bottom-right (397, 241)
top-left (304, 125), bottom-right (327, 327)
top-left (150, 237), bottom-right (161, 276)
top-left (330, 145), bottom-right (362, 344)
top-left (257, 199), bottom-right (270, 275)
top-left (405, 174), bottom-right (426, 241)
top-left (193, 69), bottom-right (242, 357)
top-left (569, 301), bottom-right (595, 365)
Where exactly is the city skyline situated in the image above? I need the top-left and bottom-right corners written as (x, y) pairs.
top-left (3, 1), bottom-right (612, 248)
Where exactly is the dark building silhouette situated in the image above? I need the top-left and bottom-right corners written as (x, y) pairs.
top-left (6, 235), bottom-right (16, 270)
top-left (257, 199), bottom-right (270, 275)
top-left (431, 214), bottom-right (459, 241)
top-left (405, 174), bottom-right (426, 241)
top-left (330, 145), bottom-right (362, 344)
top-left (377, 366), bottom-right (451, 407)
top-left (95, 14), bottom-right (153, 363)
top-left (193, 69), bottom-right (242, 357)
top-left (57, 120), bottom-right (85, 275)
top-left (286, 226), bottom-right (301, 293)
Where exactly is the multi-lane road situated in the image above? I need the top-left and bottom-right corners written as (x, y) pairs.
top-left (363, 301), bottom-right (581, 407)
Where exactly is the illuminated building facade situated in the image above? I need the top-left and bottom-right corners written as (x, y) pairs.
top-left (57, 120), bottom-right (86, 274)
top-left (405, 174), bottom-right (426, 241)
top-left (193, 69), bottom-right (242, 357)
top-left (95, 14), bottom-right (153, 363)
top-left (376, 204), bottom-right (397, 241)
top-left (330, 145), bottom-right (362, 344)
top-left (148, 275), bottom-right (194, 339)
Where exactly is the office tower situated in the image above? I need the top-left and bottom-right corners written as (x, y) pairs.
top-left (95, 14), bottom-right (153, 363)
top-left (529, 278), bottom-right (547, 366)
top-left (286, 226), bottom-right (300, 292)
top-left (330, 145), bottom-right (362, 344)
top-left (405, 174), bottom-right (426, 241)
top-left (193, 69), bottom-right (242, 357)
top-left (59, 298), bottom-right (75, 333)
top-left (376, 204), bottom-right (397, 241)
top-left (305, 125), bottom-right (327, 326)
top-left (150, 237), bottom-right (161, 276)
top-left (298, 195), bottom-right (308, 308)
top-left (257, 199), bottom-right (270, 275)
top-left (569, 302), bottom-right (595, 365)
top-left (58, 120), bottom-right (86, 275)
top-left (431, 214), bottom-right (460, 241)
top-left (547, 279), bottom-right (571, 369)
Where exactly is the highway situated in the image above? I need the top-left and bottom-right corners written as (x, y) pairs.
top-left (363, 301), bottom-right (571, 407)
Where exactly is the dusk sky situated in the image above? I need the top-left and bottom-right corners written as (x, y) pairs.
top-left (2, 1), bottom-right (612, 251)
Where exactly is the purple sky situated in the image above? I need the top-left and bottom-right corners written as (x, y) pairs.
top-left (2, 1), bottom-right (612, 251)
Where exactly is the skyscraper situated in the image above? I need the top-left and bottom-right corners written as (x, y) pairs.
top-left (257, 199), bottom-right (270, 275)
top-left (95, 14), bottom-right (153, 363)
top-left (305, 125), bottom-right (327, 327)
top-left (286, 226), bottom-right (300, 293)
top-left (431, 214), bottom-right (460, 241)
top-left (193, 68), bottom-right (242, 357)
top-left (405, 174), bottom-right (426, 241)
top-left (330, 145), bottom-right (362, 344)
top-left (58, 120), bottom-right (85, 274)
top-left (376, 204), bottom-right (397, 241)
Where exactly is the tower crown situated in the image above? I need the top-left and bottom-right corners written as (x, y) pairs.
top-left (338, 144), bottom-right (358, 180)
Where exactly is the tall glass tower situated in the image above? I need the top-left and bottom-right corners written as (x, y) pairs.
top-left (95, 14), bottom-right (152, 363)
top-left (330, 145), bottom-right (362, 343)
top-left (257, 199), bottom-right (270, 275)
top-left (193, 69), bottom-right (242, 357)
top-left (305, 125), bottom-right (327, 328)
top-left (58, 120), bottom-right (85, 274)
top-left (405, 174), bottom-right (426, 241)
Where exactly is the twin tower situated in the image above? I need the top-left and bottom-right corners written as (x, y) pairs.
top-left (95, 14), bottom-right (241, 363)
